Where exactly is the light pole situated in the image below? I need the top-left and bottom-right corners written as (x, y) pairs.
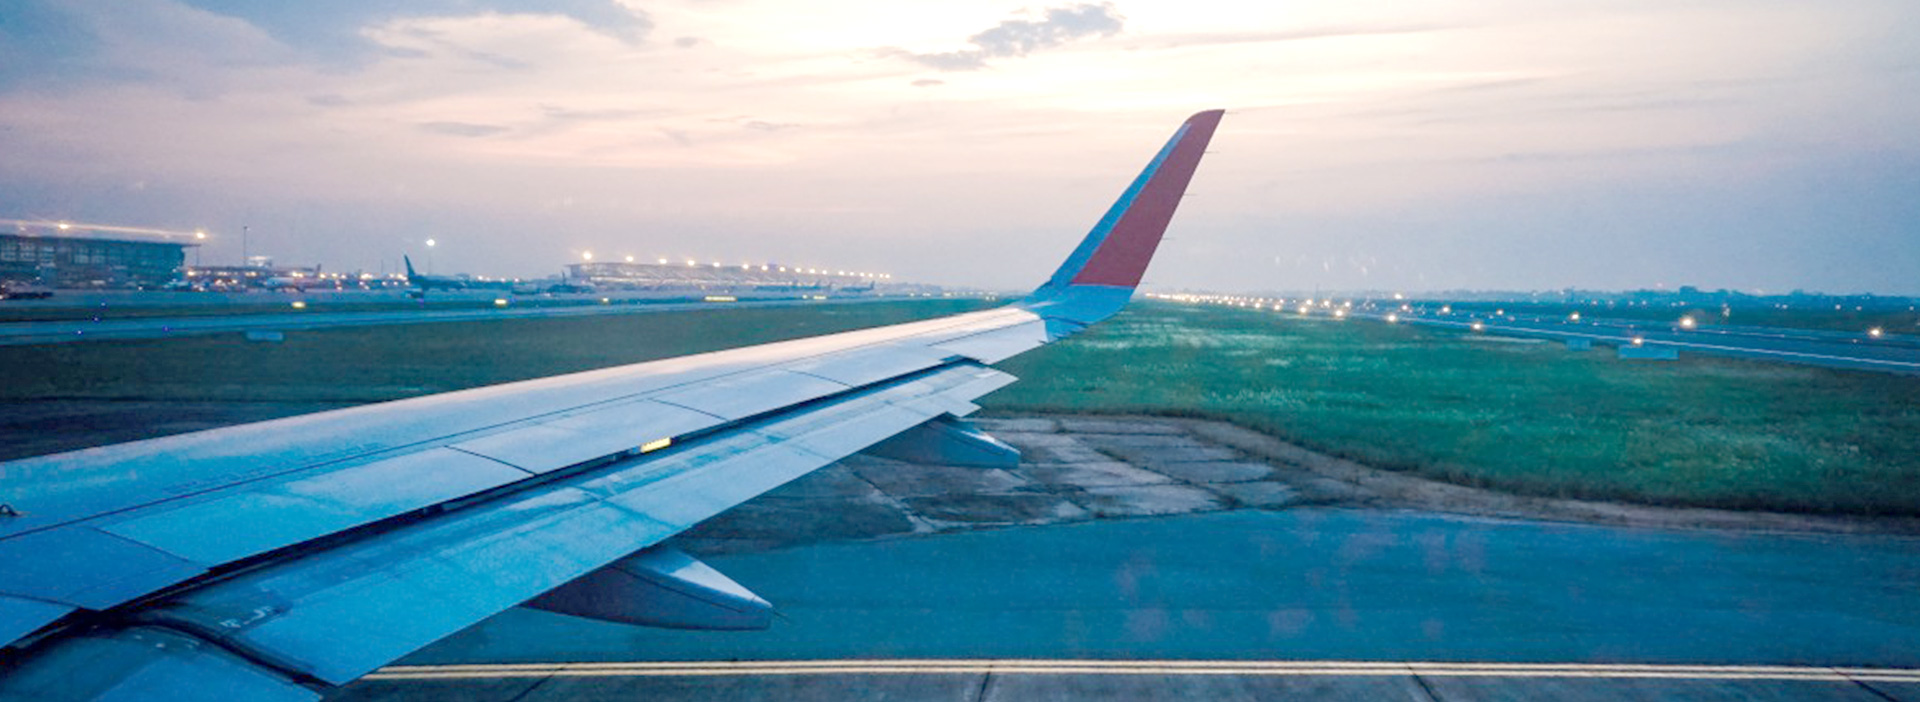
top-left (425, 238), bottom-right (437, 274)
top-left (193, 230), bottom-right (206, 267)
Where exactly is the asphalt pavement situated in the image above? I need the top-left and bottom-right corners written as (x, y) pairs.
top-left (325, 417), bottom-right (1920, 702)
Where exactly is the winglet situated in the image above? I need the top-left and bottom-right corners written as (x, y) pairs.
top-left (1021, 110), bottom-right (1223, 336)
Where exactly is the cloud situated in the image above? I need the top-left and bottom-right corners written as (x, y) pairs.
top-left (911, 78), bottom-right (945, 88)
top-left (418, 121), bottom-right (509, 137)
top-left (1133, 23), bottom-right (1451, 50)
top-left (885, 2), bottom-right (1124, 71)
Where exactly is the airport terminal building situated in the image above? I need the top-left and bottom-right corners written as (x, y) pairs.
top-left (565, 261), bottom-right (881, 291)
top-left (0, 233), bottom-right (189, 289)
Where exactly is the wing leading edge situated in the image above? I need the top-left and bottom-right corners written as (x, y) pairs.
top-left (0, 110), bottom-right (1225, 700)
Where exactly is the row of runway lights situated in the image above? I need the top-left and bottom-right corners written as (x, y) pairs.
top-left (1144, 294), bottom-right (1889, 342)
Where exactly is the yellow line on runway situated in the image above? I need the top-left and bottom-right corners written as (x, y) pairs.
top-left (363, 660), bottom-right (1920, 683)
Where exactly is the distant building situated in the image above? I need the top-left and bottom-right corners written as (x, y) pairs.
top-left (564, 261), bottom-right (882, 291)
top-left (0, 233), bottom-right (190, 289)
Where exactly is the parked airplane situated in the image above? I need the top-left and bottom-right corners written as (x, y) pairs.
top-left (402, 255), bottom-right (514, 296)
top-left (261, 265), bottom-right (332, 292)
top-left (0, 110), bottom-right (1225, 701)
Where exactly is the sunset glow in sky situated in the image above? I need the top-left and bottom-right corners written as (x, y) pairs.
top-left (2, 0), bottom-right (1916, 292)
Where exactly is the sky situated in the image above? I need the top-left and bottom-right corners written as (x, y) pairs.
top-left (1, 0), bottom-right (1916, 294)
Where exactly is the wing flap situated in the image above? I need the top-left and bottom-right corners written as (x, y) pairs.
top-left (0, 627), bottom-right (319, 702)
top-left (0, 596), bottom-right (72, 646)
top-left (0, 527), bottom-right (202, 610)
top-left (98, 448), bottom-right (532, 566)
top-left (148, 486), bottom-right (675, 685)
top-left (447, 400), bottom-right (720, 473)
top-left (651, 369), bottom-right (850, 420)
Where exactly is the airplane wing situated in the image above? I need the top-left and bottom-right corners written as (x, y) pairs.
top-left (0, 110), bottom-right (1225, 701)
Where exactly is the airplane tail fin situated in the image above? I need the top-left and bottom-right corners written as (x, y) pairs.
top-left (403, 255), bottom-right (417, 280)
top-left (1021, 110), bottom-right (1223, 336)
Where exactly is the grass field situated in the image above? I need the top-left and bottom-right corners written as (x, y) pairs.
top-left (985, 301), bottom-right (1920, 515)
top-left (7, 296), bottom-right (1917, 514)
top-left (0, 299), bottom-right (991, 403)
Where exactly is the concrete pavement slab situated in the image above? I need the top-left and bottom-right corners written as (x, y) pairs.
top-left (1146, 460), bottom-right (1275, 483)
top-left (847, 460), bottom-right (1031, 497)
top-left (993, 432), bottom-right (1115, 464)
top-left (1073, 433), bottom-right (1213, 448)
top-left (763, 464), bottom-right (886, 499)
top-left (972, 417), bottom-right (1060, 433)
top-left (1072, 485), bottom-right (1226, 517)
top-left (1015, 461), bottom-right (1172, 488)
top-left (1053, 417), bottom-right (1184, 434)
top-left (1211, 481), bottom-right (1305, 508)
top-left (902, 493), bottom-right (1089, 525)
top-left (1089, 444), bottom-right (1245, 466)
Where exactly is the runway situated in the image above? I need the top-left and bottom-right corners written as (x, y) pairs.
top-left (1342, 306), bottom-right (1920, 375)
top-left (339, 661), bottom-right (1920, 702)
top-left (0, 295), bottom-right (904, 346)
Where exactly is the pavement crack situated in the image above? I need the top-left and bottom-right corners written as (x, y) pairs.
top-left (1408, 672), bottom-right (1445, 702)
top-left (972, 670), bottom-right (996, 702)
top-left (501, 672), bottom-right (557, 702)
top-left (1846, 674), bottom-right (1902, 702)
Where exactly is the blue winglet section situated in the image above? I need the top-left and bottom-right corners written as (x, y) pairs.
top-left (1021, 110), bottom-right (1224, 336)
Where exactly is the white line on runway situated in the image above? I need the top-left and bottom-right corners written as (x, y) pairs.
top-left (1399, 317), bottom-right (1920, 371)
top-left (363, 660), bottom-right (1920, 683)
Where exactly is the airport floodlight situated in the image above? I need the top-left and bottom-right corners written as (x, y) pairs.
top-left (1870, 327), bottom-right (1885, 338)
top-left (658, 258), bottom-right (669, 265)
top-left (1495, 309), bottom-right (1504, 315)
top-left (1679, 316), bottom-right (1696, 329)
top-left (1632, 336), bottom-right (1645, 346)
top-left (1570, 312), bottom-right (1581, 321)
top-left (195, 230), bottom-right (207, 240)
top-left (1387, 314), bottom-right (1399, 323)
top-left (494, 298), bottom-right (509, 306)
top-left (426, 239), bottom-right (436, 247)
top-left (1471, 321), bottom-right (1485, 332)
top-left (1333, 309), bottom-right (1347, 318)
top-left (1298, 306), bottom-right (1310, 314)
top-left (582, 251), bottom-right (594, 261)
top-left (626, 255), bottom-right (635, 263)
top-left (57, 222), bottom-right (71, 230)
top-left (290, 301), bottom-right (307, 309)
top-left (1441, 305), bottom-right (1452, 314)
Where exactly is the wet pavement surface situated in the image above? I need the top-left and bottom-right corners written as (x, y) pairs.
top-left (328, 415), bottom-right (1920, 702)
